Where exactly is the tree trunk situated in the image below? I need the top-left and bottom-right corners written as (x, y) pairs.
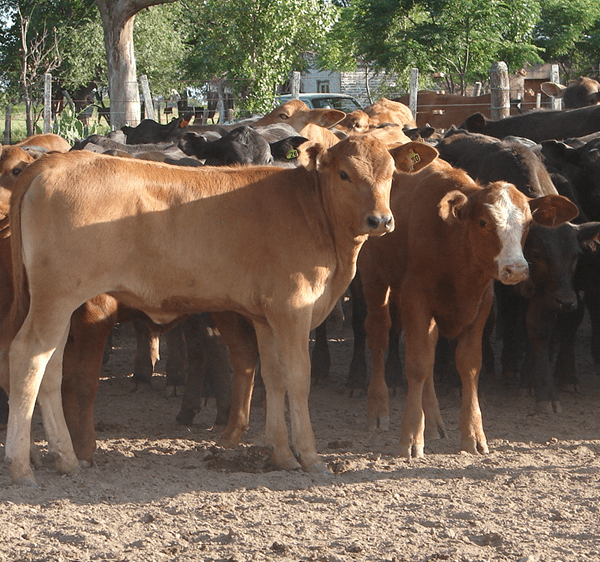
top-left (95, 0), bottom-right (179, 130)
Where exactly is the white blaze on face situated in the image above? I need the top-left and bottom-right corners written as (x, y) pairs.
top-left (486, 185), bottom-right (530, 284)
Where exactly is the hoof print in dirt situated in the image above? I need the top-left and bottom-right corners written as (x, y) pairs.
top-left (204, 445), bottom-right (275, 473)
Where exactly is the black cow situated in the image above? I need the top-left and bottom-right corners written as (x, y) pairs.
top-left (435, 129), bottom-right (557, 196)
top-left (461, 105), bottom-right (600, 143)
top-left (540, 137), bottom-right (600, 375)
top-left (505, 222), bottom-right (600, 412)
top-left (541, 77), bottom-right (600, 109)
top-left (540, 137), bottom-right (600, 221)
top-left (178, 125), bottom-right (273, 166)
top-left (122, 113), bottom-right (193, 144)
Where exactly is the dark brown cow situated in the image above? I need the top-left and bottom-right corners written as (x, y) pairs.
top-left (541, 77), bottom-right (600, 109)
top-left (461, 105), bottom-right (600, 143)
top-left (357, 158), bottom-right (578, 458)
top-left (2, 137), bottom-right (438, 485)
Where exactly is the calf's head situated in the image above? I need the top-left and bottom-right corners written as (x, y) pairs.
top-left (517, 221), bottom-right (600, 311)
top-left (0, 145), bottom-right (44, 200)
top-left (306, 137), bottom-right (438, 238)
top-left (439, 182), bottom-right (579, 285)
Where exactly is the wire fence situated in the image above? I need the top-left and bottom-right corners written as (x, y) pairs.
top-left (0, 64), bottom-right (567, 144)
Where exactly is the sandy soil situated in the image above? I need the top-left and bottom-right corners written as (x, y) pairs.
top-left (1, 313), bottom-right (599, 562)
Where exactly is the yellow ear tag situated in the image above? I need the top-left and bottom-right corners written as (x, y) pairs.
top-left (286, 149), bottom-right (299, 160)
top-left (409, 150), bottom-right (421, 164)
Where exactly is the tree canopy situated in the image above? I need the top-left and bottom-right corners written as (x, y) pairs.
top-left (321, 0), bottom-right (544, 94)
top-left (534, 0), bottom-right (600, 79)
top-left (2, 0), bottom-right (600, 118)
top-left (181, 0), bottom-right (337, 113)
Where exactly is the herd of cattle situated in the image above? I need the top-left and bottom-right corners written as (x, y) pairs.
top-left (0, 76), bottom-right (599, 486)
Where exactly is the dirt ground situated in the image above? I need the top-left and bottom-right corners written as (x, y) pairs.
top-left (1, 310), bottom-right (599, 562)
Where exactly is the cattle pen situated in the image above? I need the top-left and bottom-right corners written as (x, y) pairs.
top-left (1, 306), bottom-right (600, 562)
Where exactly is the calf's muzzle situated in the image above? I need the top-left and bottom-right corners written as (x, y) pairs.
top-left (367, 214), bottom-right (395, 235)
top-left (499, 259), bottom-right (529, 285)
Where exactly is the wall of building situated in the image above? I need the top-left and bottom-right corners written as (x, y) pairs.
top-left (300, 64), bottom-right (401, 107)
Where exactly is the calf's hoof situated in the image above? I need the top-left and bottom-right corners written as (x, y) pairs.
top-left (367, 415), bottom-right (389, 432)
top-left (460, 438), bottom-right (489, 455)
top-left (176, 408), bottom-right (197, 426)
top-left (399, 441), bottom-right (424, 459)
top-left (536, 400), bottom-right (561, 414)
top-left (303, 461), bottom-right (330, 474)
top-left (275, 455), bottom-right (302, 471)
top-left (6, 460), bottom-right (38, 487)
top-left (56, 459), bottom-right (82, 477)
top-left (425, 420), bottom-right (447, 440)
top-left (14, 474), bottom-right (39, 488)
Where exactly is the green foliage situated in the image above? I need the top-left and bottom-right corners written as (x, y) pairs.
top-left (182, 0), bottom-right (337, 113)
top-left (534, 0), bottom-right (600, 78)
top-left (344, 0), bottom-right (543, 93)
top-left (0, 1), bottom-right (190, 101)
top-left (50, 104), bottom-right (102, 144)
top-left (134, 3), bottom-right (189, 96)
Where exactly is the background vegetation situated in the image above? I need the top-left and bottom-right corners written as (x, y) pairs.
top-left (1, 0), bottom-right (600, 129)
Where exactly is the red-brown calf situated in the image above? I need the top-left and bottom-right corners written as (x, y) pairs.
top-left (358, 159), bottom-right (578, 458)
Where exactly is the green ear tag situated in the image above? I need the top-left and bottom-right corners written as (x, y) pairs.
top-left (409, 150), bottom-right (421, 164)
top-left (286, 149), bottom-right (299, 160)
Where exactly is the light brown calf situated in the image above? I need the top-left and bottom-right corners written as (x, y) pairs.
top-left (16, 133), bottom-right (71, 152)
top-left (363, 97), bottom-right (417, 129)
top-left (253, 99), bottom-right (345, 147)
top-left (358, 159), bottom-right (578, 458)
top-left (3, 137), bottom-right (438, 485)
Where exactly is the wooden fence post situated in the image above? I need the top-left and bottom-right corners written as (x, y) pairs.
top-left (43, 73), bottom-right (52, 133)
top-left (409, 68), bottom-right (419, 121)
top-left (4, 106), bottom-right (11, 144)
top-left (139, 75), bottom-right (155, 121)
top-left (291, 71), bottom-right (301, 99)
top-left (550, 64), bottom-right (561, 110)
top-left (490, 61), bottom-right (510, 121)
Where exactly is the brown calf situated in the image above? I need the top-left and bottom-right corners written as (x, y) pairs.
top-left (253, 99), bottom-right (345, 148)
top-left (363, 97), bottom-right (417, 129)
top-left (16, 133), bottom-right (71, 152)
top-left (358, 159), bottom-right (578, 458)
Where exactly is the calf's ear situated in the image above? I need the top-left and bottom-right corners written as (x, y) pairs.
top-left (463, 113), bottom-right (487, 132)
top-left (314, 109), bottom-right (346, 129)
top-left (540, 82), bottom-right (566, 98)
top-left (389, 141), bottom-right (438, 173)
top-left (301, 142), bottom-right (326, 171)
top-left (439, 190), bottom-right (468, 222)
top-left (576, 222), bottom-right (600, 253)
top-left (529, 194), bottom-right (579, 226)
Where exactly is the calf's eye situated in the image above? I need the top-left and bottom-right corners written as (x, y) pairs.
top-left (340, 171), bottom-right (350, 181)
top-left (479, 219), bottom-right (487, 227)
